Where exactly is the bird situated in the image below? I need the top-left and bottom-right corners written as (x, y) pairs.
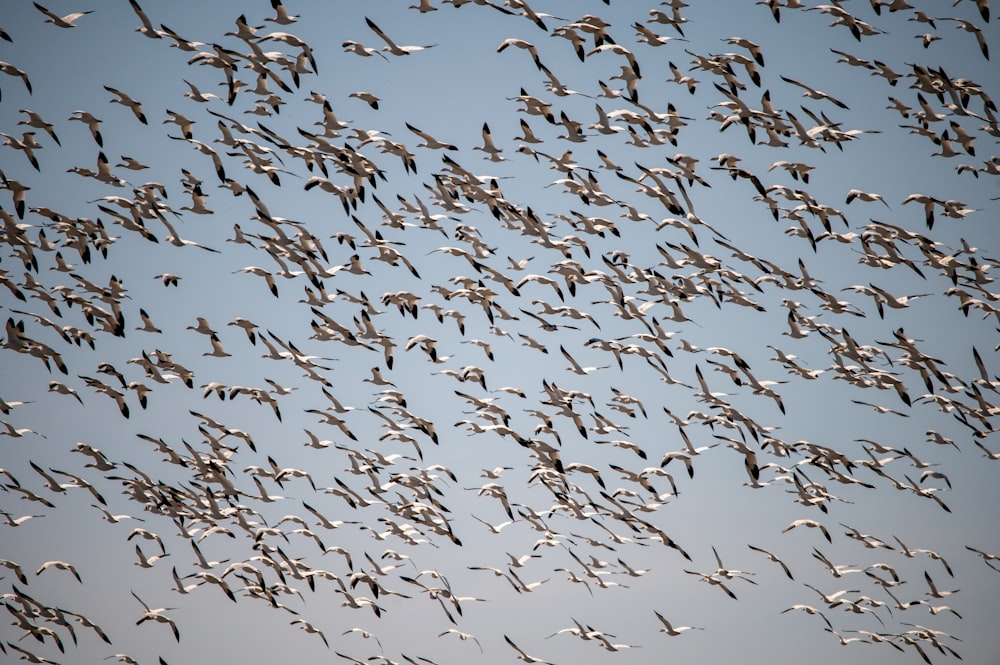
top-left (438, 628), bottom-right (483, 651)
top-left (406, 122), bottom-right (458, 150)
top-left (67, 110), bottom-right (103, 146)
top-left (0, 4), bottom-right (997, 664)
top-left (1, 61), bottom-right (33, 97)
top-left (1, 131), bottom-right (41, 170)
top-left (131, 591), bottom-right (180, 641)
top-left (783, 518), bottom-right (833, 542)
top-left (851, 400), bottom-right (910, 417)
top-left (497, 38), bottom-right (543, 69)
top-left (17, 109), bottom-right (58, 145)
top-left (923, 571), bottom-right (959, 598)
top-left (104, 86), bottom-right (148, 124)
top-left (560, 345), bottom-right (609, 375)
top-left (939, 16), bottom-right (989, 60)
top-left (474, 122), bottom-right (505, 162)
top-left (291, 619), bottom-right (329, 647)
top-left (349, 91), bottom-right (380, 109)
top-left (365, 16), bottom-right (436, 55)
top-left (36, 559), bottom-right (82, 583)
top-left (781, 604), bottom-right (833, 630)
top-left (342, 39), bottom-right (389, 59)
top-left (845, 188), bottom-right (889, 207)
top-left (266, 0), bottom-right (298, 24)
top-left (504, 634), bottom-right (555, 664)
top-left (748, 544), bottom-right (794, 580)
top-left (779, 75), bottom-right (849, 109)
top-left (154, 273), bottom-right (182, 287)
top-left (684, 569), bottom-right (739, 599)
top-left (134, 544), bottom-right (170, 568)
top-left (0, 558), bottom-right (29, 583)
top-left (654, 610), bottom-right (704, 635)
top-left (33, 2), bottom-right (93, 28)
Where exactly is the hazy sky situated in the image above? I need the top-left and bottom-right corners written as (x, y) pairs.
top-left (1, 1), bottom-right (998, 664)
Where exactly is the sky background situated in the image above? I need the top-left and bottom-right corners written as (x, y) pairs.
top-left (1, 1), bottom-right (998, 663)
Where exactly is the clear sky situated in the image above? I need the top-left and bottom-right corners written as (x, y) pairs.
top-left (1, 1), bottom-right (998, 664)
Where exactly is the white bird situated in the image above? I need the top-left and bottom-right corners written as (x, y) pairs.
top-left (781, 604), bottom-right (833, 630)
top-left (783, 518), bottom-right (832, 542)
top-left (560, 345), bottom-right (608, 375)
top-left (851, 399), bottom-right (909, 417)
top-left (474, 122), bottom-right (505, 161)
top-left (923, 571), bottom-right (958, 599)
top-left (266, 0), bottom-right (298, 24)
top-left (349, 91), bottom-right (380, 109)
top-left (504, 634), bottom-right (555, 664)
top-left (654, 610), bottom-right (704, 636)
top-left (779, 75), bottom-right (849, 109)
top-left (68, 110), bottom-right (103, 146)
top-left (685, 569), bottom-right (739, 599)
top-left (291, 619), bottom-right (329, 648)
top-left (36, 559), bottom-right (82, 583)
top-left (406, 122), bottom-right (457, 150)
top-left (748, 544), bottom-right (794, 580)
top-left (845, 188), bottom-right (890, 207)
top-left (1, 62), bottom-right (33, 96)
top-left (410, 0), bottom-right (438, 12)
top-left (33, 2), bottom-right (93, 28)
top-left (104, 86), bottom-right (147, 124)
top-left (438, 628), bottom-right (483, 651)
top-left (131, 591), bottom-right (180, 641)
top-left (342, 39), bottom-right (389, 59)
top-left (134, 544), bottom-right (169, 568)
top-left (341, 627), bottom-right (383, 650)
top-left (365, 16), bottom-right (436, 55)
top-left (186, 317), bottom-right (217, 336)
top-left (182, 79), bottom-right (218, 103)
top-left (497, 37), bottom-right (543, 69)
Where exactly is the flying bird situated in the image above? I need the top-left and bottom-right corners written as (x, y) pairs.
top-left (33, 2), bottom-right (93, 28)
top-left (365, 16), bottom-right (436, 55)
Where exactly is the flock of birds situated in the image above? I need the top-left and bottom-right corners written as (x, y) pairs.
top-left (0, 0), bottom-right (998, 663)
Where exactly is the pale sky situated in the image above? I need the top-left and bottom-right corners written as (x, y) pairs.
top-left (1, 1), bottom-right (998, 664)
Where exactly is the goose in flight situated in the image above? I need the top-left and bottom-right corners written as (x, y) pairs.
top-left (654, 610), bottom-right (704, 635)
top-left (747, 544), bottom-right (794, 579)
top-left (779, 75), bottom-right (849, 109)
top-left (33, 2), bottom-right (93, 28)
top-left (783, 518), bottom-right (833, 542)
top-left (560, 345), bottom-right (608, 375)
top-left (474, 122), bottom-right (505, 162)
top-left (781, 604), bottom-right (833, 630)
top-left (406, 122), bottom-right (458, 150)
top-left (291, 619), bottom-right (329, 648)
top-left (266, 0), bottom-right (298, 24)
top-left (684, 569), bottom-right (739, 599)
top-left (1, 132), bottom-right (41, 171)
top-left (127, 0), bottom-right (161, 38)
top-left (497, 38), bottom-right (543, 70)
top-left (504, 634), bottom-right (555, 664)
top-left (342, 39), bottom-right (389, 59)
top-left (131, 590), bottom-right (180, 642)
top-left (365, 16), bottom-right (436, 55)
top-left (845, 188), bottom-right (889, 207)
top-left (36, 559), bottom-right (82, 583)
top-left (68, 110), bottom-right (103, 146)
top-left (438, 628), bottom-right (483, 651)
top-left (1, 62), bottom-right (33, 95)
top-left (17, 109), bottom-right (58, 144)
top-left (104, 86), bottom-right (148, 124)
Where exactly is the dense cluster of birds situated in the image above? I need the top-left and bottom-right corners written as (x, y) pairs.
top-left (1, 0), bottom-right (998, 663)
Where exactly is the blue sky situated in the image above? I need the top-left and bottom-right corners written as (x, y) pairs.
top-left (1, 1), bottom-right (998, 663)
